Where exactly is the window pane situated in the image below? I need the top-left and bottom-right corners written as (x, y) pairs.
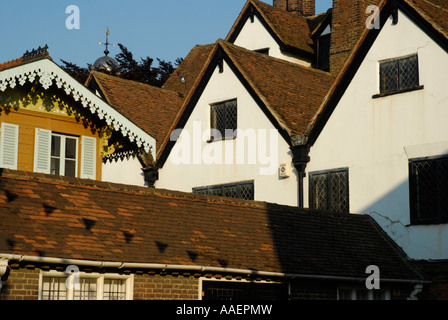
top-left (399, 55), bottom-right (419, 90)
top-left (380, 60), bottom-right (399, 93)
top-left (225, 100), bottom-right (237, 136)
top-left (41, 277), bottom-right (67, 300)
top-left (65, 159), bottom-right (76, 177)
top-left (51, 157), bottom-right (60, 175)
top-left (73, 278), bottom-right (97, 300)
top-left (311, 174), bottom-right (328, 210)
top-left (103, 279), bottom-right (126, 300)
top-left (239, 183), bottom-right (254, 200)
top-left (329, 171), bottom-right (349, 213)
top-left (65, 137), bottom-right (77, 159)
top-left (51, 135), bottom-right (61, 157)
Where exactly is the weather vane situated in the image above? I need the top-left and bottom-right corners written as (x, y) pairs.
top-left (99, 27), bottom-right (115, 56)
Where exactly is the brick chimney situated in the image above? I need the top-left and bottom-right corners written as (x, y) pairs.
top-left (329, 0), bottom-right (381, 74)
top-left (273, 0), bottom-right (315, 16)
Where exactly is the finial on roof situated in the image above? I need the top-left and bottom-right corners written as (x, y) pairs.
top-left (98, 27), bottom-right (115, 56)
top-left (22, 45), bottom-right (49, 61)
top-left (94, 27), bottom-right (119, 71)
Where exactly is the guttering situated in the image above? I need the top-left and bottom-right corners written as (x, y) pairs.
top-left (0, 254), bottom-right (428, 285)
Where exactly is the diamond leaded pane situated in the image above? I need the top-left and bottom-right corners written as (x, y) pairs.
top-left (329, 171), bottom-right (349, 213)
top-left (224, 100), bottom-right (237, 136)
top-left (211, 100), bottom-right (237, 139)
top-left (224, 185), bottom-right (239, 198)
top-left (239, 183), bottom-right (254, 200)
top-left (411, 158), bottom-right (448, 223)
top-left (208, 186), bottom-right (223, 197)
top-left (399, 55), bottom-right (419, 90)
top-left (311, 174), bottom-right (328, 211)
top-left (380, 60), bottom-right (399, 93)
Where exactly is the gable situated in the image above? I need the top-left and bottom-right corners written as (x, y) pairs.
top-left (226, 0), bottom-right (314, 61)
top-left (0, 57), bottom-right (156, 159)
top-left (306, 0), bottom-right (448, 146)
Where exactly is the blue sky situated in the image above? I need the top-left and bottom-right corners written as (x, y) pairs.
top-left (1, 0), bottom-right (332, 68)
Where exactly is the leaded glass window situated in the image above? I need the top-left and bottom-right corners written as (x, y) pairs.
top-left (409, 156), bottom-right (448, 224)
top-left (380, 54), bottom-right (419, 94)
top-left (210, 100), bottom-right (237, 140)
top-left (193, 181), bottom-right (254, 200)
top-left (309, 169), bottom-right (349, 213)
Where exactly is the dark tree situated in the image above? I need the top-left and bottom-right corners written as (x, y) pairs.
top-left (60, 43), bottom-right (183, 87)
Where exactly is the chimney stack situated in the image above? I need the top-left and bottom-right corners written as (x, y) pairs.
top-left (329, 0), bottom-right (381, 74)
top-left (273, 0), bottom-right (315, 17)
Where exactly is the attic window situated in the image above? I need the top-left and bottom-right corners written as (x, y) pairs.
top-left (375, 54), bottom-right (423, 97)
top-left (210, 99), bottom-right (237, 141)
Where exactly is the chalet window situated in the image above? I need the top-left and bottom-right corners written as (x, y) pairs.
top-left (193, 181), bottom-right (254, 200)
top-left (379, 54), bottom-right (420, 95)
top-left (34, 128), bottom-right (96, 179)
top-left (51, 133), bottom-right (78, 177)
top-left (309, 168), bottom-right (349, 213)
top-left (0, 122), bottom-right (19, 170)
top-left (210, 100), bottom-right (237, 141)
top-left (409, 156), bottom-right (448, 225)
top-left (39, 271), bottom-right (133, 300)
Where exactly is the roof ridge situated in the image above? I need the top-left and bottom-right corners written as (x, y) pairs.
top-left (90, 70), bottom-right (182, 96)
top-left (218, 39), bottom-right (332, 76)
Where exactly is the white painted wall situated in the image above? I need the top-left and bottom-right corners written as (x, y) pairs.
top-left (304, 12), bottom-right (448, 260)
top-left (102, 157), bottom-right (146, 187)
top-left (233, 14), bottom-right (311, 67)
top-left (156, 60), bottom-right (299, 207)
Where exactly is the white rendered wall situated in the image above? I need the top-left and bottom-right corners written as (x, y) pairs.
top-left (304, 12), bottom-right (448, 260)
top-left (233, 14), bottom-right (311, 67)
top-left (156, 60), bottom-right (299, 207)
top-left (102, 157), bottom-right (146, 187)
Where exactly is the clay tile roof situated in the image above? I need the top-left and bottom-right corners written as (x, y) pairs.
top-left (405, 0), bottom-right (448, 39)
top-left (226, 0), bottom-right (314, 55)
top-left (86, 70), bottom-right (184, 151)
top-left (163, 44), bottom-right (215, 97)
top-left (0, 169), bottom-right (425, 281)
top-left (220, 40), bottom-right (334, 137)
top-left (0, 58), bottom-right (24, 72)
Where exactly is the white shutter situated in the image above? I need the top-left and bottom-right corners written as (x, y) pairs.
top-left (80, 136), bottom-right (96, 179)
top-left (0, 123), bottom-right (19, 170)
top-left (34, 128), bottom-right (51, 174)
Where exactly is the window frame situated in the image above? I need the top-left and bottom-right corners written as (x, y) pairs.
top-left (193, 180), bottom-right (254, 200)
top-left (373, 53), bottom-right (423, 98)
top-left (209, 99), bottom-right (238, 142)
top-left (309, 168), bottom-right (350, 214)
top-left (51, 132), bottom-right (79, 178)
top-left (409, 155), bottom-right (448, 225)
top-left (337, 287), bottom-right (390, 300)
top-left (38, 270), bottom-right (134, 300)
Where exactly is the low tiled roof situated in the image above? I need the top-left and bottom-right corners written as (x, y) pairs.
top-left (0, 169), bottom-right (424, 281)
top-left (162, 44), bottom-right (215, 98)
top-left (86, 70), bottom-right (184, 151)
top-left (226, 0), bottom-right (314, 55)
top-left (220, 40), bottom-right (334, 137)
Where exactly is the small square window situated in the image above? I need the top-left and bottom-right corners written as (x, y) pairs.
top-left (210, 100), bottom-right (237, 140)
top-left (379, 54), bottom-right (420, 95)
top-left (309, 169), bottom-right (349, 213)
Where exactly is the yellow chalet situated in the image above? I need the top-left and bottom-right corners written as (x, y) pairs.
top-left (0, 46), bottom-right (155, 181)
